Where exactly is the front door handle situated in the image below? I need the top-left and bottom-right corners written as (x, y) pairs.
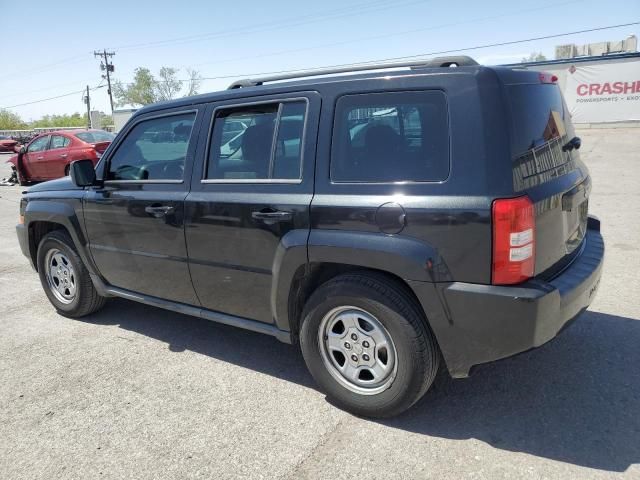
top-left (145, 205), bottom-right (175, 218)
top-left (36, 156), bottom-right (43, 160)
top-left (60, 154), bottom-right (68, 158)
top-left (251, 210), bottom-right (293, 222)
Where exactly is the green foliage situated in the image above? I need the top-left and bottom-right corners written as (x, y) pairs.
top-left (113, 66), bottom-right (203, 107)
top-left (113, 67), bottom-right (157, 107)
top-left (100, 114), bottom-right (113, 128)
top-left (30, 113), bottom-right (88, 128)
top-left (156, 67), bottom-right (182, 102)
top-left (521, 52), bottom-right (548, 63)
top-left (0, 109), bottom-right (28, 129)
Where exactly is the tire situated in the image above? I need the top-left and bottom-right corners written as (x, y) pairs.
top-left (64, 164), bottom-right (70, 177)
top-left (300, 272), bottom-right (440, 418)
top-left (37, 229), bottom-right (106, 318)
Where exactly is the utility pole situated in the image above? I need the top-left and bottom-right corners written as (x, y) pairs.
top-left (94, 49), bottom-right (115, 114)
top-left (84, 85), bottom-right (91, 129)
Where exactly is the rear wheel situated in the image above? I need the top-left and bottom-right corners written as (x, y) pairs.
top-left (300, 273), bottom-right (440, 417)
top-left (37, 230), bottom-right (106, 317)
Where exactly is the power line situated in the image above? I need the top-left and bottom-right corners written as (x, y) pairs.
top-left (191, 21), bottom-right (640, 82)
top-left (0, 55), bottom-right (90, 82)
top-left (4, 21), bottom-right (638, 109)
top-left (0, 86), bottom-right (105, 110)
top-left (191, 0), bottom-right (582, 69)
top-left (0, 0), bottom-right (425, 83)
top-left (0, 78), bottom-right (97, 101)
top-left (109, 0), bottom-right (429, 52)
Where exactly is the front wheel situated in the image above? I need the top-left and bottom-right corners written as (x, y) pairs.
top-left (300, 273), bottom-right (440, 418)
top-left (37, 230), bottom-right (106, 317)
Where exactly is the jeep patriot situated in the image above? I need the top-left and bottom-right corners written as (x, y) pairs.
top-left (16, 56), bottom-right (604, 417)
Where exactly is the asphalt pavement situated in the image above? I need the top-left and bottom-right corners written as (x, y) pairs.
top-left (0, 128), bottom-right (638, 479)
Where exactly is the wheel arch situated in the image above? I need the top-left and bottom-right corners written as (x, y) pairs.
top-left (24, 200), bottom-right (96, 276)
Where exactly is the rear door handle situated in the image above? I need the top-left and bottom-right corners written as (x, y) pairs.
top-left (251, 210), bottom-right (293, 222)
top-left (60, 154), bottom-right (68, 158)
top-left (145, 205), bottom-right (175, 218)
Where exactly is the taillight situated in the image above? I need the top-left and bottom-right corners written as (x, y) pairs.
top-left (539, 73), bottom-right (558, 84)
top-left (492, 196), bottom-right (535, 285)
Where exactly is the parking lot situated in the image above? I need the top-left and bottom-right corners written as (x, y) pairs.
top-left (0, 128), bottom-right (638, 479)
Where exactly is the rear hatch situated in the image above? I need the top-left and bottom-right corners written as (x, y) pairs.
top-left (505, 72), bottom-right (590, 279)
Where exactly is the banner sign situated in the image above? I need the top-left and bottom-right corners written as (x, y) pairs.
top-left (563, 60), bottom-right (640, 123)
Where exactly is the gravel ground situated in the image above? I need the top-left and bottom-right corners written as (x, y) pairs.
top-left (0, 128), bottom-right (638, 479)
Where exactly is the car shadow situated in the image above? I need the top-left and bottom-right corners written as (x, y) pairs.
top-left (84, 301), bottom-right (639, 472)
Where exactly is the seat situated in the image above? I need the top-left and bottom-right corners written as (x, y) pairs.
top-left (240, 123), bottom-right (274, 178)
top-left (362, 125), bottom-right (403, 180)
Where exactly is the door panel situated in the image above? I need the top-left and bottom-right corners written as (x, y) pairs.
top-left (47, 135), bottom-right (71, 178)
top-left (185, 93), bottom-right (320, 323)
top-left (186, 191), bottom-right (312, 321)
top-left (24, 135), bottom-right (50, 179)
top-left (84, 186), bottom-right (199, 304)
top-left (83, 108), bottom-right (203, 305)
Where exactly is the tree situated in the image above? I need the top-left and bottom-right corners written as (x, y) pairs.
top-left (113, 66), bottom-right (203, 107)
top-left (156, 67), bottom-right (182, 102)
top-left (185, 68), bottom-right (203, 97)
top-left (521, 52), bottom-right (547, 63)
top-left (100, 113), bottom-right (113, 129)
top-left (0, 109), bottom-right (27, 129)
top-left (113, 67), bottom-right (157, 107)
top-left (30, 113), bottom-right (88, 128)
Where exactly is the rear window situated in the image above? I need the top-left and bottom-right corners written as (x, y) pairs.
top-left (331, 91), bottom-right (449, 183)
top-left (509, 84), bottom-right (577, 190)
top-left (509, 84), bottom-right (570, 157)
top-left (75, 131), bottom-right (115, 143)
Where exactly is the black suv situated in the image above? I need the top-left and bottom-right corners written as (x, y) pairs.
top-left (16, 57), bottom-right (604, 417)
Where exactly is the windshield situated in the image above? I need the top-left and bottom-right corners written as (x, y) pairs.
top-left (75, 131), bottom-right (115, 143)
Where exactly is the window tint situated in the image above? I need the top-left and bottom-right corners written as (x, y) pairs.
top-left (508, 84), bottom-right (569, 157)
top-left (50, 135), bottom-right (70, 149)
top-left (106, 112), bottom-right (195, 181)
top-left (331, 91), bottom-right (449, 183)
top-left (75, 131), bottom-right (115, 143)
top-left (206, 101), bottom-right (306, 180)
top-left (28, 136), bottom-right (49, 152)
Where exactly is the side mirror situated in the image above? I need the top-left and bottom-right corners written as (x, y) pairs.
top-left (18, 145), bottom-right (26, 154)
top-left (70, 159), bottom-right (97, 187)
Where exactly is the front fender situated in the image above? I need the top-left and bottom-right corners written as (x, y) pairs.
top-left (24, 197), bottom-right (98, 277)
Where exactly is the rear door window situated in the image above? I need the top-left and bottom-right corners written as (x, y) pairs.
top-left (50, 135), bottom-right (70, 149)
top-left (331, 91), bottom-right (449, 183)
top-left (206, 100), bottom-right (307, 181)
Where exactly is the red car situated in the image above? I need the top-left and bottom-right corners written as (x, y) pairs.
top-left (7, 129), bottom-right (115, 184)
top-left (0, 135), bottom-right (19, 152)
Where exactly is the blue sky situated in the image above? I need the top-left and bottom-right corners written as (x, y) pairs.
top-left (1, 0), bottom-right (638, 120)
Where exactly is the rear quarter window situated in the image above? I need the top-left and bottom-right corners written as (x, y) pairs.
top-left (331, 91), bottom-right (449, 183)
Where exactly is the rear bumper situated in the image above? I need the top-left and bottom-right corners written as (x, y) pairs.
top-left (410, 219), bottom-right (604, 378)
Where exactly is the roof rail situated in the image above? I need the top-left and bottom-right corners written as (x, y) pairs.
top-left (227, 56), bottom-right (479, 89)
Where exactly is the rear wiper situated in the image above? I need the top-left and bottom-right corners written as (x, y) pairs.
top-left (562, 136), bottom-right (582, 152)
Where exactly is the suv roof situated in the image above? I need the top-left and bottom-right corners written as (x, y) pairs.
top-left (136, 55), bottom-right (534, 116)
top-left (137, 56), bottom-right (543, 118)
